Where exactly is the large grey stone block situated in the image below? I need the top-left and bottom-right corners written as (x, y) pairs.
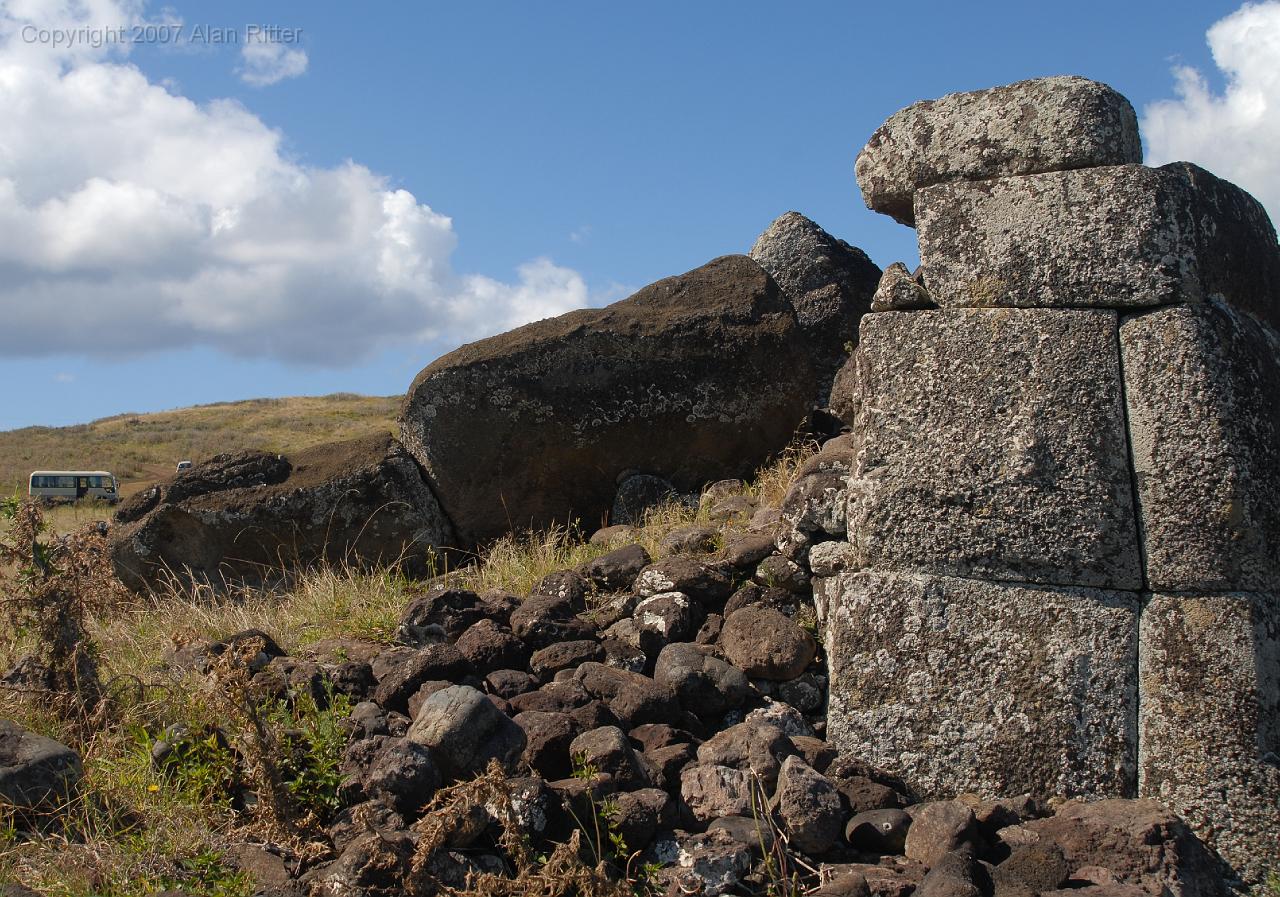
top-left (1139, 592), bottom-right (1280, 885)
top-left (825, 571), bottom-right (1139, 800)
top-left (916, 163), bottom-right (1280, 331)
top-left (847, 308), bottom-right (1141, 589)
top-left (855, 76), bottom-right (1141, 225)
top-left (1121, 301), bottom-right (1280, 592)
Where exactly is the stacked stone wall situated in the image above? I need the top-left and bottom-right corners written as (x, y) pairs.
top-left (825, 75), bottom-right (1280, 884)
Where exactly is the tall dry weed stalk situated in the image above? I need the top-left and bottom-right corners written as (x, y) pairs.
top-left (0, 499), bottom-right (130, 733)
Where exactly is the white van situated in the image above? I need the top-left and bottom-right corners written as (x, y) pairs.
top-left (28, 470), bottom-right (121, 504)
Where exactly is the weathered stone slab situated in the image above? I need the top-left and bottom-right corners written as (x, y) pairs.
top-left (400, 256), bottom-right (815, 546)
top-left (916, 163), bottom-right (1280, 331)
top-left (856, 76), bottom-right (1141, 225)
top-left (847, 308), bottom-right (1141, 589)
top-left (1138, 592), bottom-right (1280, 885)
top-left (1121, 301), bottom-right (1280, 592)
top-left (748, 211), bottom-right (880, 406)
top-left (825, 571), bottom-right (1139, 800)
top-left (110, 433), bottom-right (454, 591)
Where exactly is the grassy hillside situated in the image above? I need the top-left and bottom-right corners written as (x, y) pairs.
top-left (0, 393), bottom-right (400, 499)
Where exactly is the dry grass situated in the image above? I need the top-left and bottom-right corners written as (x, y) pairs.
top-left (0, 393), bottom-right (399, 499)
top-left (0, 439), bottom-right (821, 896)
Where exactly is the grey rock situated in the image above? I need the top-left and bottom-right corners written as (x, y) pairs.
top-left (696, 721), bottom-right (798, 791)
top-left (776, 435), bottom-right (856, 562)
top-left (825, 571), bottom-right (1139, 800)
top-left (871, 262), bottom-right (934, 312)
top-left (720, 606), bottom-right (817, 681)
top-left (744, 700), bottom-right (815, 738)
top-left (773, 755), bottom-right (843, 855)
top-left (653, 828), bottom-right (754, 897)
top-left (916, 163), bottom-right (1280, 330)
top-left (0, 721), bottom-right (82, 814)
top-left (653, 642), bottom-right (751, 719)
top-left (406, 685), bottom-right (526, 781)
top-left (847, 308), bottom-right (1141, 589)
top-left (749, 211), bottom-right (880, 403)
top-left (680, 763), bottom-right (757, 822)
top-left (579, 543), bottom-right (651, 592)
top-left (572, 662), bottom-right (679, 727)
top-left (110, 433), bottom-right (455, 592)
top-left (808, 541), bottom-right (857, 578)
top-left (756, 554), bottom-right (810, 593)
top-left (1121, 301), bottom-right (1280, 591)
top-left (396, 587), bottom-right (487, 645)
top-left (1138, 591), bottom-right (1280, 886)
top-left (339, 735), bottom-right (440, 818)
top-left (509, 593), bottom-right (594, 649)
top-left (635, 556), bottom-right (733, 601)
top-left (399, 255), bottom-right (816, 545)
top-left (856, 76), bottom-right (1141, 225)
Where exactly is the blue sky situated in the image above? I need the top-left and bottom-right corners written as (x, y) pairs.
top-left (1, 0), bottom-right (1275, 430)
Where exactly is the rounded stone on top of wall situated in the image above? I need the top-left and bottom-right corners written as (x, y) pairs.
top-left (855, 75), bottom-right (1142, 226)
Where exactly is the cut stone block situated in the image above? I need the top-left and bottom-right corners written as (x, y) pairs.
top-left (916, 163), bottom-right (1280, 332)
top-left (855, 76), bottom-right (1141, 225)
top-left (825, 570), bottom-right (1139, 800)
top-left (847, 308), bottom-right (1141, 590)
top-left (1139, 592), bottom-right (1280, 885)
top-left (1121, 301), bottom-right (1280, 592)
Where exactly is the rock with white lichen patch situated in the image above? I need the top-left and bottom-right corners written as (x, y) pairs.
top-left (398, 255), bottom-right (816, 546)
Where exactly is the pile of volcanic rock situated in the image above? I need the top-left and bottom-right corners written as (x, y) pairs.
top-left (154, 468), bottom-right (1228, 897)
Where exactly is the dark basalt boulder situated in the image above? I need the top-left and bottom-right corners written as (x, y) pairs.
top-left (399, 255), bottom-right (816, 546)
top-left (749, 211), bottom-right (880, 405)
top-left (109, 432), bottom-right (455, 592)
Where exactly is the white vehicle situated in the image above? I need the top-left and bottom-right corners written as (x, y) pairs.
top-left (28, 470), bottom-right (120, 504)
top-left (176, 460), bottom-right (193, 472)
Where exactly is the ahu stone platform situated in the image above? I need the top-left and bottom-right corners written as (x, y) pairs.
top-left (829, 75), bottom-right (1280, 885)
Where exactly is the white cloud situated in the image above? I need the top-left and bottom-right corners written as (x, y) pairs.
top-left (0, 0), bottom-right (591, 364)
top-left (237, 35), bottom-right (307, 87)
top-left (1143, 1), bottom-right (1280, 222)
